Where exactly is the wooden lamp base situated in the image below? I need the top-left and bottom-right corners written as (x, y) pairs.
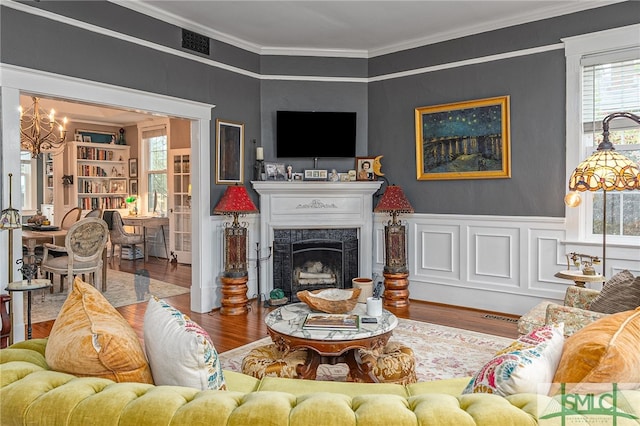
top-left (383, 271), bottom-right (409, 308)
top-left (220, 275), bottom-right (249, 315)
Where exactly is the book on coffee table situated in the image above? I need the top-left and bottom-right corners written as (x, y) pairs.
top-left (302, 313), bottom-right (360, 330)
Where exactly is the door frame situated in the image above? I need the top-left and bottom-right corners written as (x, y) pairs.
top-left (1, 64), bottom-right (216, 341)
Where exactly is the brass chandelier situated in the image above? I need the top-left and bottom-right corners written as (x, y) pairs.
top-left (20, 96), bottom-right (68, 158)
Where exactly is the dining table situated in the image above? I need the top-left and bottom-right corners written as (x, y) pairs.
top-left (21, 227), bottom-right (68, 256)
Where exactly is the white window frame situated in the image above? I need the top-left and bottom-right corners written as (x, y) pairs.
top-left (138, 120), bottom-right (169, 215)
top-left (20, 151), bottom-right (38, 214)
top-left (563, 24), bottom-right (640, 246)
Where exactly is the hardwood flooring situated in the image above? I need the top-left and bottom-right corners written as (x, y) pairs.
top-left (30, 258), bottom-right (520, 353)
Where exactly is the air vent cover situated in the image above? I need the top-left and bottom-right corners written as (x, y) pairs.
top-left (182, 29), bottom-right (209, 55)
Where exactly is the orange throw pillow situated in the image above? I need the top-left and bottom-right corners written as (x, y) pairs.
top-left (45, 277), bottom-right (153, 383)
top-left (551, 307), bottom-right (640, 395)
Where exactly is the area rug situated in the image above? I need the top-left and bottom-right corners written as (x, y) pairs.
top-left (218, 319), bottom-right (514, 382)
top-left (28, 269), bottom-right (190, 323)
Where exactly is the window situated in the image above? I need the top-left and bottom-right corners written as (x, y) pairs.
top-left (564, 25), bottom-right (640, 245)
top-left (20, 151), bottom-right (38, 211)
top-left (581, 57), bottom-right (640, 239)
top-left (142, 127), bottom-right (168, 214)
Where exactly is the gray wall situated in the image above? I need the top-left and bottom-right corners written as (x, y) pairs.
top-left (1, 1), bottom-right (639, 215)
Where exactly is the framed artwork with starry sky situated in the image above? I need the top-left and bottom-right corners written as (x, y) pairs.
top-left (415, 96), bottom-right (511, 180)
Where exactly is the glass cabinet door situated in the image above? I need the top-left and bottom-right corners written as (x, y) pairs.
top-left (169, 149), bottom-right (191, 264)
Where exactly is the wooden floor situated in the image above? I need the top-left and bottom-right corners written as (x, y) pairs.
top-left (30, 258), bottom-right (520, 353)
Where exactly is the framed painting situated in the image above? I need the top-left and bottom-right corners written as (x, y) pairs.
top-left (215, 119), bottom-right (244, 184)
top-left (110, 179), bottom-right (127, 194)
top-left (75, 129), bottom-right (117, 144)
top-left (415, 96), bottom-right (511, 180)
top-left (128, 158), bottom-right (138, 178)
top-left (129, 179), bottom-right (138, 195)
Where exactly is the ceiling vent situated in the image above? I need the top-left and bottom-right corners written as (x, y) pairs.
top-left (182, 29), bottom-right (210, 55)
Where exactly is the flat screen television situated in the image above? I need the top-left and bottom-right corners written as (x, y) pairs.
top-left (276, 111), bottom-right (357, 158)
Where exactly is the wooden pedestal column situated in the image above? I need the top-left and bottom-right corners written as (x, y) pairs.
top-left (383, 271), bottom-right (409, 308)
top-left (220, 275), bottom-right (249, 315)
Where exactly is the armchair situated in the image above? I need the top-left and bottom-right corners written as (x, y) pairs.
top-left (103, 210), bottom-right (144, 264)
top-left (40, 218), bottom-right (109, 292)
top-left (518, 286), bottom-right (608, 337)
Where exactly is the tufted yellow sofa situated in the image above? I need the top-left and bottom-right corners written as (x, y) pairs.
top-left (2, 339), bottom-right (638, 425)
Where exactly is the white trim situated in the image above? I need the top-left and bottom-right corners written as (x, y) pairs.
top-left (0, 65), bottom-right (215, 337)
top-left (111, 0), bottom-right (621, 59)
top-left (0, 0), bottom-right (587, 85)
top-left (1, 0), bottom-right (261, 81)
top-left (563, 24), bottom-right (640, 275)
top-left (368, 43), bottom-right (564, 83)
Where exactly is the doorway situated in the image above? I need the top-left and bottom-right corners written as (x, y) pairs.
top-left (1, 65), bottom-right (215, 322)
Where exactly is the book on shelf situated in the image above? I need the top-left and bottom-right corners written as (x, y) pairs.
top-left (302, 313), bottom-right (359, 330)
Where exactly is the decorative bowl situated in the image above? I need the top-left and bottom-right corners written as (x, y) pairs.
top-left (297, 288), bottom-right (361, 314)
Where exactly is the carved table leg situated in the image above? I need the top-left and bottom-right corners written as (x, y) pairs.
top-left (345, 349), bottom-right (377, 383)
top-left (297, 350), bottom-right (321, 380)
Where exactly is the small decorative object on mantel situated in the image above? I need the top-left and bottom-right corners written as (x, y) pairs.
top-left (297, 288), bottom-right (361, 314)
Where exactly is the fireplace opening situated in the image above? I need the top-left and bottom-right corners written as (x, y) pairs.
top-left (273, 228), bottom-right (358, 301)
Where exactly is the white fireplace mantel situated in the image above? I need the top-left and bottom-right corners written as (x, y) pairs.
top-left (252, 181), bottom-right (382, 298)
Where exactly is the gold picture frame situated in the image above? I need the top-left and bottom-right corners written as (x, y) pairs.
top-left (215, 119), bottom-right (244, 184)
top-left (415, 96), bottom-right (511, 180)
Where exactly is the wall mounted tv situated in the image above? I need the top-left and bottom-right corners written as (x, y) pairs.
top-left (276, 111), bottom-right (357, 158)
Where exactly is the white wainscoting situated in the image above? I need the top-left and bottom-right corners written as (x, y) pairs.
top-left (208, 212), bottom-right (639, 313)
top-left (372, 213), bottom-right (640, 315)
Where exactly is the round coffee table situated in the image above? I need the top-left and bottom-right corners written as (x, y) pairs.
top-left (265, 302), bottom-right (397, 382)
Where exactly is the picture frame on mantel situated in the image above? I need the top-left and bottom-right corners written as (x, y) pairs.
top-left (215, 118), bottom-right (244, 184)
top-left (415, 95), bottom-right (511, 181)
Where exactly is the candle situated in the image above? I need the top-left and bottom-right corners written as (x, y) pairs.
top-left (256, 146), bottom-right (264, 160)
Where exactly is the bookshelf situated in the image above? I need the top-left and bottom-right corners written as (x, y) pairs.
top-left (68, 141), bottom-right (130, 211)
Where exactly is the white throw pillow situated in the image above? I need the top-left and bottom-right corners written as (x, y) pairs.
top-left (462, 322), bottom-right (565, 396)
top-left (143, 296), bottom-right (226, 390)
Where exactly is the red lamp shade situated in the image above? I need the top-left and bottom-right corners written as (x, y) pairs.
top-left (374, 185), bottom-right (414, 214)
top-left (213, 185), bottom-right (258, 215)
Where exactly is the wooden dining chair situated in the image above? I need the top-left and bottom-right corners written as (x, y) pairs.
top-left (40, 218), bottom-right (110, 292)
top-left (60, 207), bottom-right (82, 230)
top-left (85, 208), bottom-right (103, 219)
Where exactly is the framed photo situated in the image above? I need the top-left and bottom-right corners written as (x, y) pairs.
top-left (74, 134), bottom-right (83, 142)
top-left (415, 96), bottom-right (511, 180)
top-left (264, 162), bottom-right (286, 181)
top-left (82, 135), bottom-right (92, 143)
top-left (215, 119), bottom-right (244, 184)
top-left (129, 179), bottom-right (138, 195)
top-left (292, 172), bottom-right (304, 181)
top-left (355, 157), bottom-right (375, 181)
top-left (129, 158), bottom-right (138, 178)
top-left (304, 169), bottom-right (328, 181)
top-left (110, 179), bottom-right (127, 194)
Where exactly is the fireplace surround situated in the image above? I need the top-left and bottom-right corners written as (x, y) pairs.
top-left (252, 181), bottom-right (382, 301)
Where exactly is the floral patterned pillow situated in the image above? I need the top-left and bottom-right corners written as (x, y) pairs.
top-left (462, 323), bottom-right (564, 396)
top-left (143, 297), bottom-right (226, 390)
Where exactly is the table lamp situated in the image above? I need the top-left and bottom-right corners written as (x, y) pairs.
top-left (374, 185), bottom-right (414, 308)
top-left (213, 184), bottom-right (259, 315)
top-left (566, 112), bottom-right (640, 275)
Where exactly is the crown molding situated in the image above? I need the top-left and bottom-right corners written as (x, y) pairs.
top-left (111, 0), bottom-right (625, 59)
